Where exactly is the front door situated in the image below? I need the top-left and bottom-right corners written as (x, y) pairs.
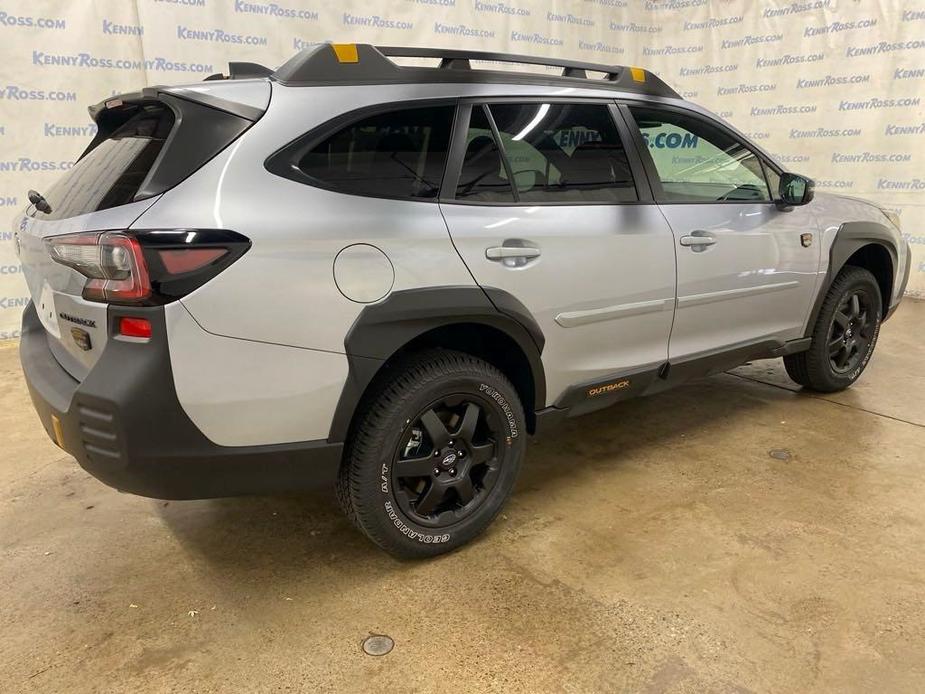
top-left (624, 104), bottom-right (820, 365)
top-left (440, 101), bottom-right (677, 406)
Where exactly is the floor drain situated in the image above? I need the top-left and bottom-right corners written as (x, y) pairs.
top-left (769, 449), bottom-right (792, 461)
top-left (362, 634), bottom-right (394, 656)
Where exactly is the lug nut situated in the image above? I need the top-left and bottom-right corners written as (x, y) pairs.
top-left (457, 450), bottom-right (465, 457)
top-left (449, 468), bottom-right (456, 475)
top-left (433, 468), bottom-right (441, 476)
top-left (433, 450), bottom-right (440, 457)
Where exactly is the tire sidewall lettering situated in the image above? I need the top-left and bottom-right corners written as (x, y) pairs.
top-left (383, 500), bottom-right (451, 544)
top-left (478, 383), bottom-right (518, 441)
top-left (845, 307), bottom-right (881, 381)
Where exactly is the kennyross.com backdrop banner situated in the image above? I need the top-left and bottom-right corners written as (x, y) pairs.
top-left (0, 0), bottom-right (923, 339)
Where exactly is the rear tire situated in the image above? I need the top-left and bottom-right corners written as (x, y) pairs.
top-left (336, 349), bottom-right (526, 559)
top-left (784, 265), bottom-right (882, 393)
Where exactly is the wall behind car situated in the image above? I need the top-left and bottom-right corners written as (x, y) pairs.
top-left (0, 0), bottom-right (922, 338)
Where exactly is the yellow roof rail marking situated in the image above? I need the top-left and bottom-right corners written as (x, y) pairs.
top-left (630, 67), bottom-right (646, 83)
top-left (331, 44), bottom-right (359, 64)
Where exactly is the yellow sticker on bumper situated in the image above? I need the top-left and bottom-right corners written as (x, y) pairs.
top-left (51, 414), bottom-right (64, 448)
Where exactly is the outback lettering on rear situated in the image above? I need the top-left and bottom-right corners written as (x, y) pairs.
top-left (58, 312), bottom-right (96, 329)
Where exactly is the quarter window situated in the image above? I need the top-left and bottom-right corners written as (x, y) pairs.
top-left (298, 105), bottom-right (454, 200)
top-left (629, 106), bottom-right (771, 203)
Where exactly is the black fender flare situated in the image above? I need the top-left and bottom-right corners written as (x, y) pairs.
top-left (327, 286), bottom-right (546, 443)
top-left (805, 221), bottom-right (898, 336)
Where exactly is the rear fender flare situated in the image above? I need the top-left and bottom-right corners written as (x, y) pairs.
top-left (327, 286), bottom-right (545, 443)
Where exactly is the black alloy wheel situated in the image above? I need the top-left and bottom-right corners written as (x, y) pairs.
top-left (783, 265), bottom-right (882, 393)
top-left (392, 395), bottom-right (503, 527)
top-left (826, 287), bottom-right (876, 374)
top-left (336, 349), bottom-right (526, 558)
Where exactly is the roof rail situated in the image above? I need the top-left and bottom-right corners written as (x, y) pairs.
top-left (270, 43), bottom-right (681, 99)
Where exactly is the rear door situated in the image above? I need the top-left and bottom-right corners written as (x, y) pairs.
top-left (439, 100), bottom-right (677, 408)
top-left (623, 104), bottom-right (820, 365)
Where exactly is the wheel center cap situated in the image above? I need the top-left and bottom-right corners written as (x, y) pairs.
top-left (439, 451), bottom-right (458, 470)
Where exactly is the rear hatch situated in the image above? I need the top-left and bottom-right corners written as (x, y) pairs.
top-left (15, 80), bottom-right (268, 381)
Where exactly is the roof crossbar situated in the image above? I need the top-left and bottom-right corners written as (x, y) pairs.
top-left (269, 43), bottom-right (681, 99)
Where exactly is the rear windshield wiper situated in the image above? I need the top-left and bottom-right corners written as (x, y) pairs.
top-left (28, 190), bottom-right (52, 214)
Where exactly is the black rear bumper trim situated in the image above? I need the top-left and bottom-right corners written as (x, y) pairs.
top-left (20, 302), bottom-right (342, 500)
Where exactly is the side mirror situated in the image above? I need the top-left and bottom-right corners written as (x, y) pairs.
top-left (778, 173), bottom-right (815, 207)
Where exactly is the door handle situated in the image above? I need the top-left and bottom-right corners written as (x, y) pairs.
top-left (485, 246), bottom-right (541, 260)
top-left (679, 232), bottom-right (716, 248)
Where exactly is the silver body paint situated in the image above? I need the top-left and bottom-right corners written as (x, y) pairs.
top-left (15, 77), bottom-right (908, 446)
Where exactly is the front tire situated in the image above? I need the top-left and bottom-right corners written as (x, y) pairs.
top-left (336, 349), bottom-right (526, 559)
top-left (784, 265), bottom-right (882, 392)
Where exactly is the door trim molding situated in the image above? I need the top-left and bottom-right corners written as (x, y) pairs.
top-left (555, 297), bottom-right (672, 327)
top-left (677, 280), bottom-right (799, 309)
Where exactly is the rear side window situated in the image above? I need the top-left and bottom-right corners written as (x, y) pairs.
top-left (465, 103), bottom-right (637, 204)
top-left (298, 105), bottom-right (454, 200)
top-left (39, 105), bottom-right (174, 220)
top-left (456, 106), bottom-right (515, 202)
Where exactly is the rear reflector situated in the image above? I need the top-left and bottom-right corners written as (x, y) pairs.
top-left (118, 317), bottom-right (152, 339)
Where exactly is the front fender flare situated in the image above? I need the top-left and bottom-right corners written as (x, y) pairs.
top-left (805, 221), bottom-right (898, 335)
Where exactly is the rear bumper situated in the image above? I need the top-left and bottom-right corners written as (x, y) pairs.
top-left (19, 302), bottom-right (342, 500)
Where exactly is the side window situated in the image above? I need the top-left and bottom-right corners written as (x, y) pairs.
top-left (456, 106), bottom-right (515, 202)
top-left (629, 106), bottom-right (771, 203)
top-left (298, 105), bottom-right (453, 200)
top-left (488, 103), bottom-right (637, 203)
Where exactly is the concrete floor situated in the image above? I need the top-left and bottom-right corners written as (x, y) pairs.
top-left (1, 302), bottom-right (923, 693)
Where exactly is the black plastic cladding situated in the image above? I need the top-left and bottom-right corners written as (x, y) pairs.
top-left (271, 43), bottom-right (681, 99)
top-left (327, 286), bottom-right (546, 443)
top-left (20, 303), bottom-right (342, 500)
top-left (804, 221), bottom-right (900, 333)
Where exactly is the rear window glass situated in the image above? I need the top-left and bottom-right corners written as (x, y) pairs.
top-left (38, 105), bottom-right (175, 220)
top-left (297, 105), bottom-right (454, 200)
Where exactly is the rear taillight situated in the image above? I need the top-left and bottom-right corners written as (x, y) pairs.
top-left (46, 231), bottom-right (150, 302)
top-left (45, 229), bottom-right (250, 305)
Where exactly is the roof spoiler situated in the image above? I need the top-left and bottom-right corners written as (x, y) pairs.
top-left (88, 82), bottom-right (266, 124)
top-left (204, 61), bottom-right (274, 81)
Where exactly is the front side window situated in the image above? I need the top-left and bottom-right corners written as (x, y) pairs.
top-left (488, 102), bottom-right (637, 203)
top-left (298, 105), bottom-right (454, 200)
top-left (629, 106), bottom-right (771, 203)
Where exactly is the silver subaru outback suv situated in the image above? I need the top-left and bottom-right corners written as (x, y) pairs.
top-left (16, 44), bottom-right (911, 558)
